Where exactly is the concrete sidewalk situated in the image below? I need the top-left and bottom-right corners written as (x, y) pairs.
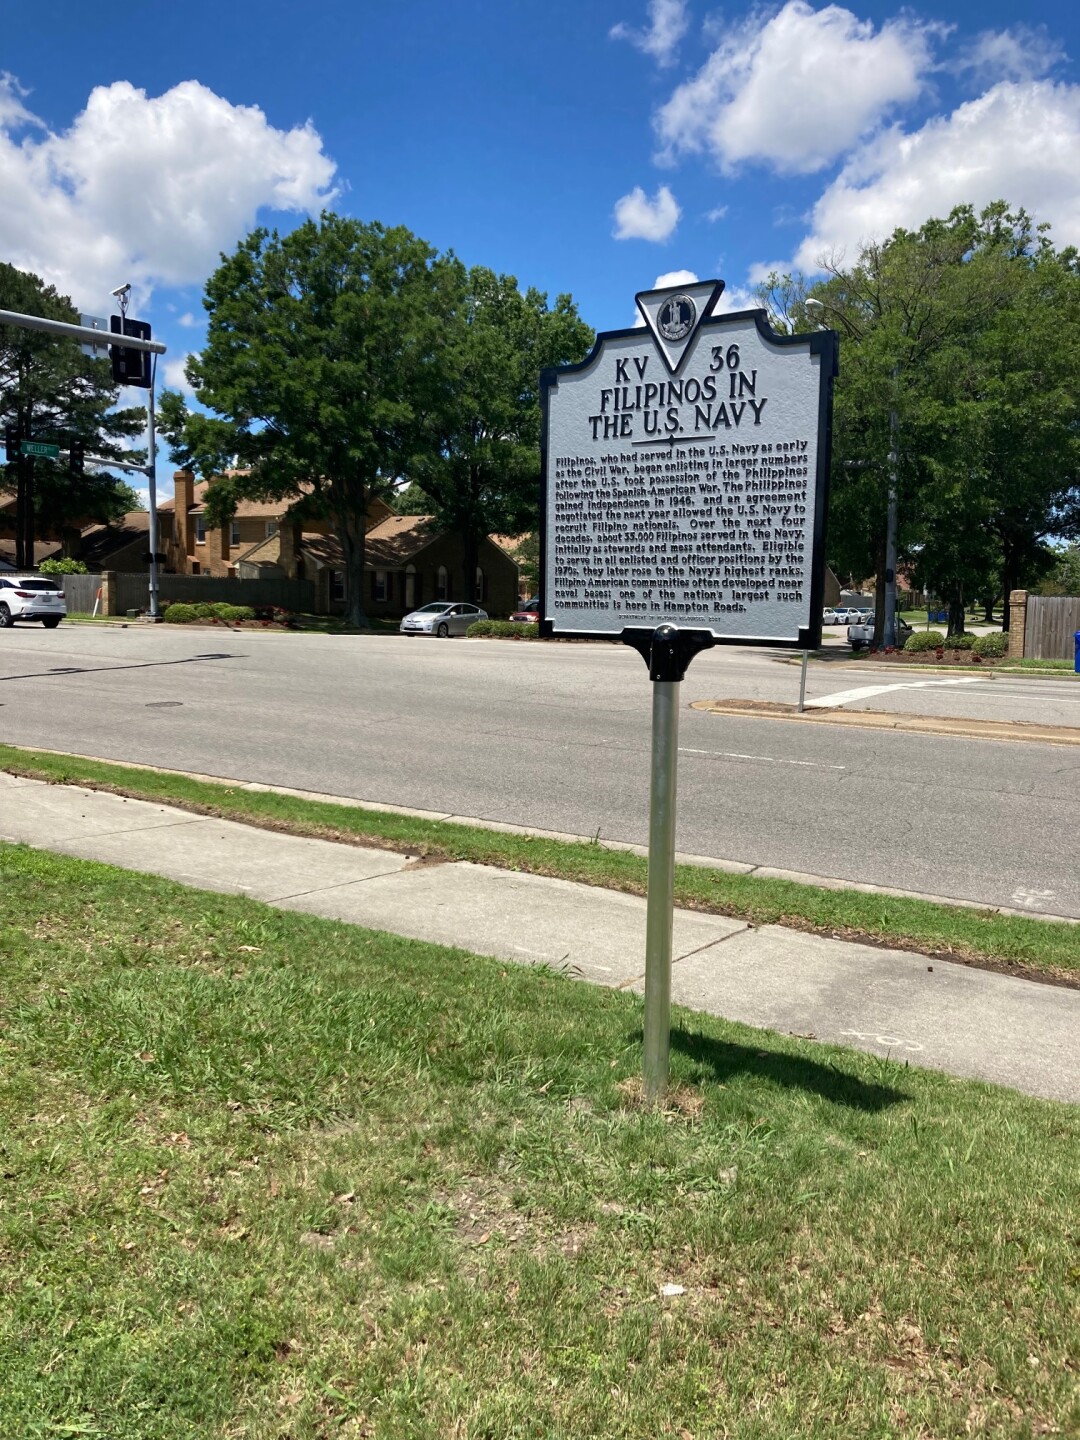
top-left (3, 770), bottom-right (1077, 1105)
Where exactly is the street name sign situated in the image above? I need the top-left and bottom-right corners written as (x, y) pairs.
top-left (540, 280), bottom-right (837, 651)
top-left (19, 440), bottom-right (60, 459)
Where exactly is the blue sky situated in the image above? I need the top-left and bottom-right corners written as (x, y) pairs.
top-left (3, 0), bottom-right (1079, 490)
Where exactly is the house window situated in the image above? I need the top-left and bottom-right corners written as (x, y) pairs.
top-left (194, 515), bottom-right (206, 544)
top-left (436, 565), bottom-right (448, 600)
top-left (475, 566), bottom-right (485, 603)
top-left (405, 564), bottom-right (416, 610)
top-left (329, 570), bottom-right (345, 603)
top-left (266, 521), bottom-right (278, 538)
top-left (230, 520), bottom-right (241, 547)
top-left (372, 569), bottom-right (388, 602)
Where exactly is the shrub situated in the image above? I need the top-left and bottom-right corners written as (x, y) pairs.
top-left (942, 632), bottom-right (976, 650)
top-left (213, 604), bottom-right (254, 622)
top-left (163, 603), bottom-right (197, 624)
top-left (972, 631), bottom-right (1008, 658)
top-left (467, 619), bottom-right (538, 639)
top-left (39, 557), bottom-right (88, 575)
top-left (904, 630), bottom-right (946, 652)
top-left (192, 602), bottom-right (216, 619)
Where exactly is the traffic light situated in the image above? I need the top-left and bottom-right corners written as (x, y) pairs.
top-left (70, 438), bottom-right (84, 477)
top-left (109, 316), bottom-right (152, 388)
top-left (4, 425), bottom-right (18, 460)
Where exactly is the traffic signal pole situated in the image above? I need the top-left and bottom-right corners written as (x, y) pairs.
top-left (0, 307), bottom-right (165, 357)
top-left (0, 305), bottom-right (166, 612)
top-left (145, 357), bottom-right (161, 620)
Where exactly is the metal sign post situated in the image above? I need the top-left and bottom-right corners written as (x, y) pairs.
top-left (630, 624), bottom-right (713, 1099)
top-left (644, 670), bottom-right (679, 1099)
top-left (540, 280), bottom-right (837, 1102)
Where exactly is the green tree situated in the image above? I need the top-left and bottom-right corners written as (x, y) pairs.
top-left (409, 266), bottom-right (593, 602)
top-left (944, 238), bottom-right (1080, 622)
top-left (761, 204), bottom-right (1072, 640)
top-left (1037, 543), bottom-right (1080, 596)
top-left (0, 263), bottom-right (146, 566)
top-left (159, 214), bottom-right (460, 626)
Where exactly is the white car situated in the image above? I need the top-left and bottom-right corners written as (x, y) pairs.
top-left (0, 575), bottom-right (67, 628)
top-left (399, 601), bottom-right (487, 637)
top-left (822, 608), bottom-right (842, 625)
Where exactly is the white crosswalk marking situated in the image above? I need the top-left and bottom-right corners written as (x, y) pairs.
top-left (805, 678), bottom-right (986, 709)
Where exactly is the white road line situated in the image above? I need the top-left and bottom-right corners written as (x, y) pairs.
top-left (805, 677), bottom-right (985, 708)
top-left (680, 747), bottom-right (846, 770)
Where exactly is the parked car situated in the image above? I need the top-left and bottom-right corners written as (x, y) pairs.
top-left (847, 614), bottom-right (912, 650)
top-left (822, 607), bottom-right (841, 625)
top-left (0, 575), bottom-right (66, 628)
top-left (510, 598), bottom-right (541, 624)
top-left (399, 601), bottom-right (487, 637)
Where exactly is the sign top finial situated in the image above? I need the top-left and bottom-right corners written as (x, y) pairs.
top-left (635, 278), bottom-right (726, 375)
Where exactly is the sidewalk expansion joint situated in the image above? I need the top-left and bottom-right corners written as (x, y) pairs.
top-left (268, 866), bottom-right (413, 903)
top-left (615, 924), bottom-right (750, 989)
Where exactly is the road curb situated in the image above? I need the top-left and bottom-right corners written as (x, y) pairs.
top-left (3, 744), bottom-right (1076, 927)
top-left (690, 698), bottom-right (1080, 749)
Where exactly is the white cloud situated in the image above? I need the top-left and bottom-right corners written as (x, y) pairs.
top-left (163, 353), bottom-right (197, 397)
top-left (611, 0), bottom-right (689, 68)
top-left (632, 269), bottom-right (701, 325)
top-left (177, 312), bottom-right (200, 328)
top-left (713, 284), bottom-right (758, 313)
top-left (613, 184), bottom-right (681, 241)
top-left (793, 80), bottom-right (1080, 272)
top-left (655, 1), bottom-right (940, 174)
top-left (956, 26), bottom-right (1065, 85)
top-left (705, 204), bottom-right (728, 222)
top-left (0, 75), bottom-right (338, 313)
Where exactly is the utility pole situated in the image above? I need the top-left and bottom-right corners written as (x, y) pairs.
top-left (883, 367), bottom-right (900, 650)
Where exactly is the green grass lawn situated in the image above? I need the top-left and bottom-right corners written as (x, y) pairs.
top-left (1, 844), bottom-right (1078, 1439)
top-left (2, 745), bottom-right (1078, 985)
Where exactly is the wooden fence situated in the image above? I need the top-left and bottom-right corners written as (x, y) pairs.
top-left (61, 571), bottom-right (315, 615)
top-left (1024, 595), bottom-right (1080, 660)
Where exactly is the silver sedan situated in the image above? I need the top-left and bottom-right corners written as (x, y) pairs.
top-left (399, 602), bottom-right (487, 637)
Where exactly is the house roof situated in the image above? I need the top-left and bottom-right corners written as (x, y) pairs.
top-left (77, 511), bottom-right (154, 567)
top-left (489, 533), bottom-right (529, 555)
top-left (297, 519), bottom-right (438, 572)
top-left (364, 514), bottom-right (440, 566)
top-left (0, 539), bottom-right (62, 567)
top-left (161, 478), bottom-right (285, 520)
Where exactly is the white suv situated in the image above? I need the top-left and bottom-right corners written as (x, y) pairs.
top-left (0, 575), bottom-right (67, 628)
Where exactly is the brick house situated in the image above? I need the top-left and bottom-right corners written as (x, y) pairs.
top-left (165, 470), bottom-right (519, 617)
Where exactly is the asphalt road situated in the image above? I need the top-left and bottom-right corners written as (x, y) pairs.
top-left (2, 624), bottom-right (1079, 918)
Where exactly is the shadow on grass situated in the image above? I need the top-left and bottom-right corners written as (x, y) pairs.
top-left (667, 1027), bottom-right (908, 1112)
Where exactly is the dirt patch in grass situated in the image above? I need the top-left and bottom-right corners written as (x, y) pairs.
top-left (442, 1176), bottom-right (595, 1266)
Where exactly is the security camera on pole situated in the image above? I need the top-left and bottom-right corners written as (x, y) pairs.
top-left (540, 280), bottom-right (838, 1103)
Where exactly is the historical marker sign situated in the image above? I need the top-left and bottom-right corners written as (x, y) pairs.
top-left (540, 280), bottom-right (838, 650)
